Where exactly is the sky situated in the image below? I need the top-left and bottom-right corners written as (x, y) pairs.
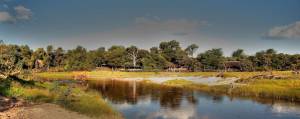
top-left (0, 0), bottom-right (300, 56)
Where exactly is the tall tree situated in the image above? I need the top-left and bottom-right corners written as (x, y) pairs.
top-left (150, 47), bottom-right (159, 54)
top-left (159, 40), bottom-right (181, 62)
top-left (45, 45), bottom-right (54, 70)
top-left (289, 54), bottom-right (300, 70)
top-left (197, 48), bottom-right (224, 71)
top-left (19, 45), bottom-right (32, 69)
top-left (126, 46), bottom-right (139, 67)
top-left (106, 45), bottom-right (126, 69)
top-left (159, 40), bottom-right (190, 67)
top-left (142, 50), bottom-right (168, 71)
top-left (0, 44), bottom-right (24, 79)
top-left (253, 49), bottom-right (276, 71)
top-left (232, 49), bottom-right (246, 60)
top-left (65, 46), bottom-right (91, 70)
top-left (185, 44), bottom-right (199, 57)
top-left (89, 47), bottom-right (106, 67)
top-left (53, 47), bottom-right (65, 67)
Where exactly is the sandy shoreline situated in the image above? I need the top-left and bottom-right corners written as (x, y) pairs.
top-left (0, 96), bottom-right (93, 119)
top-left (0, 103), bottom-right (92, 119)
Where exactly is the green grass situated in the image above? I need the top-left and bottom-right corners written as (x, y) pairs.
top-left (165, 78), bottom-right (300, 102)
top-left (58, 89), bottom-right (122, 118)
top-left (207, 71), bottom-right (300, 79)
top-left (162, 79), bottom-right (194, 87)
top-left (231, 79), bottom-right (300, 102)
top-left (155, 77), bottom-right (300, 102)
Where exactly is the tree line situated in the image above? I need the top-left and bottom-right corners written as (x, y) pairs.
top-left (1, 40), bottom-right (300, 77)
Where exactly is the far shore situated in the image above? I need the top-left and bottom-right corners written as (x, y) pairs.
top-left (34, 71), bottom-right (300, 79)
top-left (34, 70), bottom-right (298, 80)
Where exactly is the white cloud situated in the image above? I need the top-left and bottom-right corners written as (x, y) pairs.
top-left (0, 11), bottom-right (14, 22)
top-left (266, 21), bottom-right (300, 39)
top-left (0, 5), bottom-right (32, 23)
top-left (146, 104), bottom-right (197, 119)
top-left (14, 5), bottom-right (32, 20)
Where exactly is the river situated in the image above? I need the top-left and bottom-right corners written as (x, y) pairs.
top-left (86, 79), bottom-right (300, 119)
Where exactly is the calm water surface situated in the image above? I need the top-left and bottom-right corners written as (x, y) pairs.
top-left (87, 80), bottom-right (300, 119)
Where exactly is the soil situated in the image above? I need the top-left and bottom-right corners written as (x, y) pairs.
top-left (0, 96), bottom-right (92, 119)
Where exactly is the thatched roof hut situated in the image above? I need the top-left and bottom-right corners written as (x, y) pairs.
top-left (224, 61), bottom-right (242, 71)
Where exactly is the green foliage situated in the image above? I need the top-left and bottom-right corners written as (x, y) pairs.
top-left (185, 44), bottom-right (199, 57)
top-left (232, 49), bottom-right (246, 60)
top-left (159, 40), bottom-right (181, 62)
top-left (1, 40), bottom-right (300, 73)
top-left (0, 44), bottom-right (26, 78)
top-left (0, 79), bottom-right (11, 96)
top-left (106, 45), bottom-right (126, 68)
top-left (197, 48), bottom-right (225, 70)
top-left (126, 46), bottom-right (139, 67)
top-left (53, 47), bottom-right (65, 67)
top-left (88, 47), bottom-right (106, 67)
top-left (142, 53), bottom-right (168, 71)
top-left (64, 46), bottom-right (92, 71)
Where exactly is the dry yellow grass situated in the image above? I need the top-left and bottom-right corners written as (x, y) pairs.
top-left (36, 70), bottom-right (300, 80)
top-left (36, 71), bottom-right (217, 79)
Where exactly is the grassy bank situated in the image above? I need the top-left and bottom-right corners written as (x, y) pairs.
top-left (36, 70), bottom-right (300, 79)
top-left (159, 78), bottom-right (300, 102)
top-left (231, 79), bottom-right (300, 102)
top-left (0, 78), bottom-right (122, 119)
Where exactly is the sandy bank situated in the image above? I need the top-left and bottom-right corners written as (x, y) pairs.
top-left (0, 103), bottom-right (92, 119)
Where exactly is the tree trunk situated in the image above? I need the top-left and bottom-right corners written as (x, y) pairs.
top-left (133, 55), bottom-right (136, 68)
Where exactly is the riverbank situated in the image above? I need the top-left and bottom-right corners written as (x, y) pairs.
top-left (0, 78), bottom-right (123, 119)
top-left (0, 103), bottom-right (93, 119)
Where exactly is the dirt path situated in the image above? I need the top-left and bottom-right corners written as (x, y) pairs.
top-left (0, 103), bottom-right (92, 119)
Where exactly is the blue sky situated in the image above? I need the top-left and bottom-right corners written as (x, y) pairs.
top-left (0, 0), bottom-right (300, 56)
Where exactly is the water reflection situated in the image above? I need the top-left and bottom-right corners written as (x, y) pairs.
top-left (87, 79), bottom-right (300, 119)
top-left (147, 103), bottom-right (197, 119)
top-left (270, 103), bottom-right (300, 114)
top-left (88, 80), bottom-right (198, 109)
